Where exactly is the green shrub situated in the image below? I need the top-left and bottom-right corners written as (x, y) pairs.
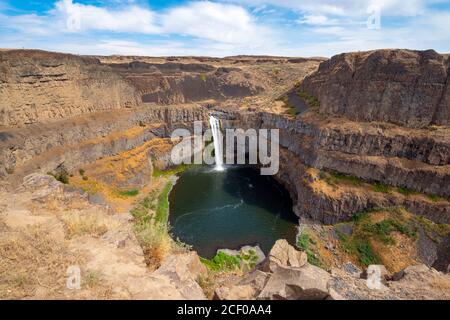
top-left (296, 233), bottom-right (322, 267)
top-left (79, 169), bottom-right (85, 176)
top-left (152, 164), bottom-right (193, 177)
top-left (240, 249), bottom-right (260, 269)
top-left (355, 240), bottom-right (381, 266)
top-left (329, 172), bottom-right (364, 186)
top-left (297, 91), bottom-right (320, 108)
top-left (155, 182), bottom-right (173, 225)
top-left (118, 189), bottom-right (139, 197)
top-left (397, 187), bottom-right (416, 196)
top-left (200, 252), bottom-right (242, 272)
top-left (362, 219), bottom-right (417, 244)
top-left (131, 186), bottom-right (173, 266)
top-left (372, 183), bottom-right (390, 193)
top-left (427, 194), bottom-right (442, 202)
top-left (286, 106), bottom-right (299, 116)
top-left (48, 171), bottom-right (69, 184)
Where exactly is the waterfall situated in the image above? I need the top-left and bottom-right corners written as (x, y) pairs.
top-left (209, 115), bottom-right (224, 171)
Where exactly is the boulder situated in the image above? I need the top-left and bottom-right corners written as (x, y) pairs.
top-left (258, 264), bottom-right (331, 300)
top-left (214, 285), bottom-right (256, 300)
top-left (23, 173), bottom-right (61, 191)
top-left (342, 262), bottom-right (362, 278)
top-left (154, 252), bottom-right (207, 300)
top-left (214, 270), bottom-right (271, 300)
top-left (261, 239), bottom-right (307, 272)
top-left (238, 270), bottom-right (271, 295)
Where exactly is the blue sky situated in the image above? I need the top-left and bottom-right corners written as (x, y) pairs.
top-left (0, 0), bottom-right (449, 57)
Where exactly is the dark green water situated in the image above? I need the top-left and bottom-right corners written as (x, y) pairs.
top-left (168, 166), bottom-right (298, 258)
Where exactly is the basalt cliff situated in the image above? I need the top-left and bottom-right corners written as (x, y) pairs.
top-left (0, 49), bottom-right (448, 300)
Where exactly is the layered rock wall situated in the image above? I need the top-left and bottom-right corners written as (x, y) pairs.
top-left (0, 105), bottom-right (209, 183)
top-left (300, 49), bottom-right (449, 128)
top-left (108, 61), bottom-right (267, 104)
top-left (0, 50), bottom-right (142, 127)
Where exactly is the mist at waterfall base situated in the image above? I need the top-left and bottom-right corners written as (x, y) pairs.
top-left (168, 166), bottom-right (298, 258)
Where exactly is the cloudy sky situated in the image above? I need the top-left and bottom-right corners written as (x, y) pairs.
top-left (0, 0), bottom-right (449, 57)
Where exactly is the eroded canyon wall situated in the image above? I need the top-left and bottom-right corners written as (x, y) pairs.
top-left (300, 49), bottom-right (450, 128)
top-left (107, 61), bottom-right (266, 104)
top-left (0, 50), bottom-right (142, 127)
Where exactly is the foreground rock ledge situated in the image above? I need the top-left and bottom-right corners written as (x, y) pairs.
top-left (214, 239), bottom-right (450, 300)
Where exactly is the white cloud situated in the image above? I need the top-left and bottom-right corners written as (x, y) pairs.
top-left (0, 0), bottom-right (449, 57)
top-left (235, 0), bottom-right (445, 17)
top-left (52, 0), bottom-right (158, 33)
top-left (161, 1), bottom-right (271, 45)
top-left (0, 0), bottom-right (274, 47)
top-left (298, 14), bottom-right (339, 25)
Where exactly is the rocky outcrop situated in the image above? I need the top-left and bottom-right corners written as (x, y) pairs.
top-left (0, 50), bottom-right (141, 127)
top-left (258, 264), bottom-right (331, 300)
top-left (261, 239), bottom-right (307, 273)
top-left (154, 252), bottom-right (207, 300)
top-left (300, 49), bottom-right (449, 128)
top-left (214, 240), bottom-right (450, 300)
top-left (329, 264), bottom-right (450, 300)
top-left (0, 174), bottom-right (205, 300)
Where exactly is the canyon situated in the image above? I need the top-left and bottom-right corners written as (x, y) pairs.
top-left (0, 48), bottom-right (449, 300)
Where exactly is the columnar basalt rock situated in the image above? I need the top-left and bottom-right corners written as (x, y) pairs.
top-left (300, 49), bottom-right (450, 128)
top-left (0, 50), bottom-right (142, 127)
top-left (0, 105), bottom-right (210, 184)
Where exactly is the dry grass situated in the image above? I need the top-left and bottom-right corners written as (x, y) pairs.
top-left (61, 213), bottom-right (111, 239)
top-left (136, 222), bottom-right (172, 270)
top-left (0, 224), bottom-right (82, 299)
top-left (131, 178), bottom-right (178, 270)
top-left (84, 270), bottom-right (104, 288)
top-left (371, 233), bottom-right (416, 272)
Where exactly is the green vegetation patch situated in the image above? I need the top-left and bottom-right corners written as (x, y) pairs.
top-left (329, 171), bottom-right (364, 186)
top-left (200, 251), bottom-right (242, 272)
top-left (297, 91), bottom-right (320, 109)
top-left (200, 248), bottom-right (261, 272)
top-left (372, 183), bottom-right (391, 193)
top-left (239, 249), bottom-right (260, 270)
top-left (286, 105), bottom-right (299, 116)
top-left (362, 219), bottom-right (416, 245)
top-left (48, 171), bottom-right (69, 184)
top-left (152, 164), bottom-right (194, 178)
top-left (155, 181), bottom-right (173, 225)
top-left (413, 215), bottom-right (450, 240)
top-left (396, 186), bottom-right (417, 196)
top-left (337, 208), bottom-right (418, 266)
top-left (296, 233), bottom-right (322, 267)
top-left (276, 95), bottom-right (300, 117)
top-left (426, 193), bottom-right (449, 203)
top-left (117, 189), bottom-right (139, 198)
top-left (130, 181), bottom-right (176, 266)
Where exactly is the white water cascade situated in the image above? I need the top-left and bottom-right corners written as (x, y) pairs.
top-left (209, 115), bottom-right (224, 171)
